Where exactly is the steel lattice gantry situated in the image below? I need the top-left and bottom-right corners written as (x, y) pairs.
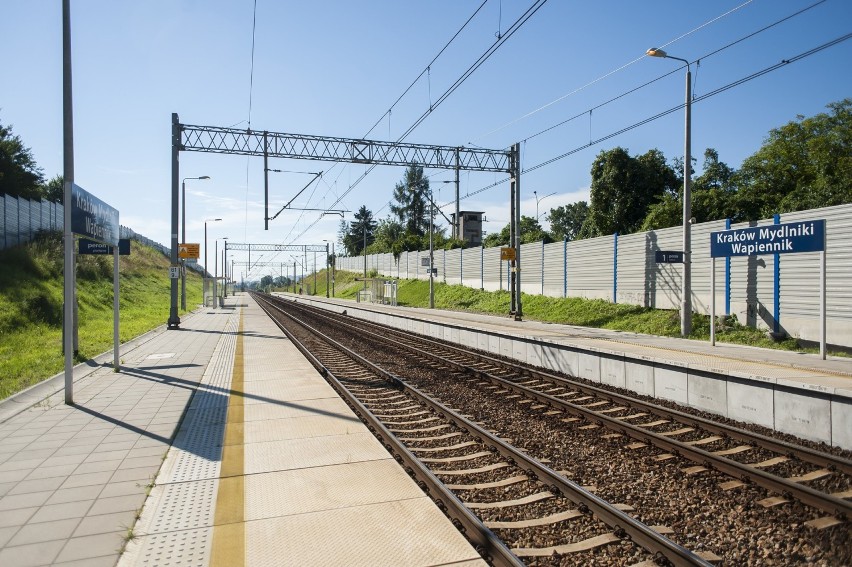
top-left (168, 113), bottom-right (522, 328)
top-left (224, 242), bottom-right (327, 274)
top-left (225, 243), bottom-right (327, 252)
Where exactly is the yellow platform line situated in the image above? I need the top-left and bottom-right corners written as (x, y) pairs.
top-left (211, 309), bottom-right (245, 567)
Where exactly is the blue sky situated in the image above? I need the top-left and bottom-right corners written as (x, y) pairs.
top-left (2, 0), bottom-right (850, 281)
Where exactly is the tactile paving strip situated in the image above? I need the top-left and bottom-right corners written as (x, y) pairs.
top-left (119, 309), bottom-right (239, 567)
top-left (148, 478), bottom-right (219, 533)
top-left (135, 527), bottom-right (213, 567)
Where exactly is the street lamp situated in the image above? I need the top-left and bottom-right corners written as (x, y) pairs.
top-left (533, 190), bottom-right (556, 220)
top-left (214, 237), bottom-right (227, 306)
top-left (204, 218), bottom-right (221, 307)
top-left (222, 237), bottom-right (228, 299)
top-left (181, 176), bottom-right (210, 310)
top-left (323, 240), bottom-right (335, 298)
top-left (363, 223), bottom-right (367, 290)
top-left (429, 186), bottom-right (434, 309)
top-left (647, 47), bottom-right (692, 336)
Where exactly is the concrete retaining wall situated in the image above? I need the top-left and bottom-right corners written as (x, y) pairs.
top-left (289, 295), bottom-right (852, 450)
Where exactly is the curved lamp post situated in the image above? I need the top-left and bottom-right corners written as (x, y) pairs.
top-left (181, 175), bottom-right (210, 310)
top-left (533, 190), bottom-right (556, 220)
top-left (204, 218), bottom-right (221, 307)
top-left (647, 47), bottom-right (692, 337)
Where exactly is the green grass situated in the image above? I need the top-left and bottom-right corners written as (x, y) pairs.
top-left (293, 268), bottom-right (842, 356)
top-left (0, 232), bottom-right (203, 399)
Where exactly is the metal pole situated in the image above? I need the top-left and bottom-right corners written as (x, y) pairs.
top-left (509, 156), bottom-right (516, 315)
top-left (313, 251), bottom-right (316, 295)
top-left (332, 242), bottom-right (335, 297)
top-left (513, 142), bottom-right (523, 320)
top-left (534, 190), bottom-right (538, 220)
top-left (213, 240), bottom-right (218, 307)
top-left (263, 131), bottom-right (269, 231)
top-left (647, 49), bottom-right (692, 337)
top-left (204, 221), bottom-right (207, 305)
top-left (169, 112), bottom-right (181, 328)
top-left (223, 241), bottom-right (228, 298)
top-left (454, 147), bottom-right (460, 240)
top-left (363, 225), bottom-right (367, 289)
top-left (682, 66), bottom-right (693, 336)
top-left (820, 248), bottom-right (826, 360)
top-left (62, 0), bottom-right (75, 403)
top-left (113, 247), bottom-right (120, 370)
top-left (710, 257), bottom-right (716, 347)
top-left (181, 180), bottom-right (186, 311)
top-left (429, 187), bottom-right (434, 309)
top-left (326, 242), bottom-right (330, 298)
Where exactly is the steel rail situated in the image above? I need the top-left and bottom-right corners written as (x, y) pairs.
top-left (284, 296), bottom-right (852, 475)
top-left (273, 295), bottom-right (852, 520)
top-left (253, 293), bottom-right (713, 567)
top-left (251, 294), bottom-right (523, 567)
top-left (395, 325), bottom-right (852, 475)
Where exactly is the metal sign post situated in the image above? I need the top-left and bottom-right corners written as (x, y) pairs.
top-left (710, 219), bottom-right (827, 358)
top-left (64, 182), bottom-right (121, 399)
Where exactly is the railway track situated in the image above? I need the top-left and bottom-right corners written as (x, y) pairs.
top-left (252, 292), bottom-right (851, 565)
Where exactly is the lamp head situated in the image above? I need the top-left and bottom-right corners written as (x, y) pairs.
top-left (646, 47), bottom-right (667, 58)
top-left (199, 175), bottom-right (211, 180)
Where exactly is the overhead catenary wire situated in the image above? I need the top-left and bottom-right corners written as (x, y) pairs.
top-left (330, 0), bottom-right (549, 208)
top-left (514, 0), bottom-right (831, 146)
top-left (281, 0), bottom-right (549, 248)
top-left (441, 32), bottom-right (852, 207)
top-left (288, 2), bottom-right (492, 224)
top-left (360, 0), bottom-right (490, 140)
top-left (243, 0), bottom-right (259, 242)
top-left (472, 0), bottom-right (757, 143)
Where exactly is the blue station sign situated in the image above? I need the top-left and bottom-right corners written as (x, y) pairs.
top-left (710, 219), bottom-right (825, 258)
top-left (71, 183), bottom-right (119, 246)
top-left (79, 238), bottom-right (130, 256)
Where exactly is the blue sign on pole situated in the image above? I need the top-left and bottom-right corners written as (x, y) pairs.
top-left (71, 183), bottom-right (119, 246)
top-left (710, 219), bottom-right (825, 258)
top-left (79, 238), bottom-right (130, 255)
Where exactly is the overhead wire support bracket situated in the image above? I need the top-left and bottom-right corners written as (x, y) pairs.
top-left (267, 171), bottom-right (323, 221)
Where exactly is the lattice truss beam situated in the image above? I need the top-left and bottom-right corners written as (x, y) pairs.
top-left (225, 243), bottom-right (327, 253)
top-left (180, 124), bottom-right (512, 173)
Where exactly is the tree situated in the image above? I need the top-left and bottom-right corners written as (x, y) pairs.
top-left (370, 218), bottom-right (406, 259)
top-left (341, 205), bottom-right (377, 256)
top-left (547, 201), bottom-right (588, 241)
top-left (733, 98), bottom-right (852, 220)
top-left (483, 216), bottom-right (551, 248)
top-left (41, 175), bottom-right (64, 203)
top-left (390, 165), bottom-right (430, 236)
top-left (580, 147), bottom-right (678, 238)
top-left (642, 148), bottom-right (737, 230)
top-left (0, 120), bottom-right (45, 200)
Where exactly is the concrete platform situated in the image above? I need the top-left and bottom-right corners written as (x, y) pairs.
top-left (285, 294), bottom-right (852, 450)
top-left (0, 294), bottom-right (486, 566)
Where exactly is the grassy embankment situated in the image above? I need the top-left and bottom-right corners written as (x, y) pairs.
top-left (0, 232), bottom-right (203, 398)
top-left (279, 267), bottom-right (841, 356)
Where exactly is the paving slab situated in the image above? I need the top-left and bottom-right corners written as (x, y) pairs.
top-left (0, 304), bottom-right (231, 567)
